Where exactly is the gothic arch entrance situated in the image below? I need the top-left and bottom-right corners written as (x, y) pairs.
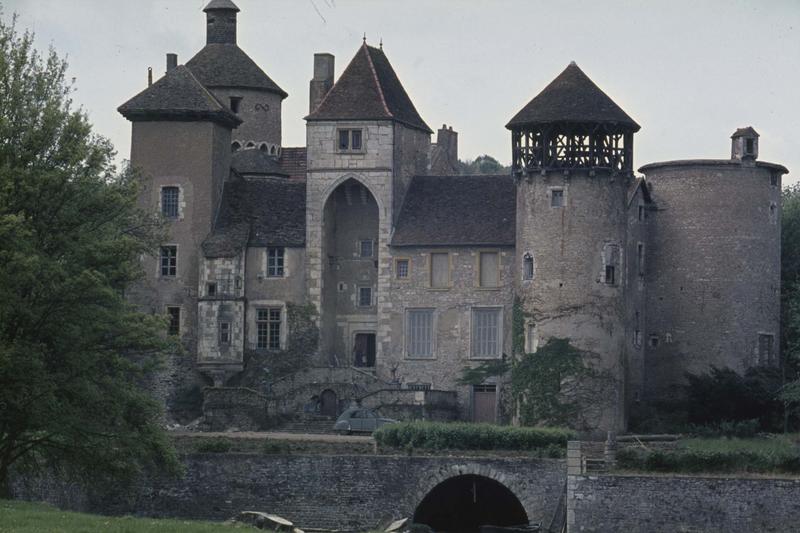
top-left (413, 474), bottom-right (528, 532)
top-left (320, 389), bottom-right (337, 417)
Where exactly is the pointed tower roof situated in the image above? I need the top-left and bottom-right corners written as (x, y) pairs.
top-left (203, 0), bottom-right (240, 12)
top-left (506, 62), bottom-right (639, 131)
top-left (118, 65), bottom-right (241, 127)
top-left (186, 45), bottom-right (288, 98)
top-left (306, 43), bottom-right (432, 133)
top-left (731, 126), bottom-right (759, 138)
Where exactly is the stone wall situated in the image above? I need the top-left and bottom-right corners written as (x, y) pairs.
top-left (568, 473), bottom-right (800, 533)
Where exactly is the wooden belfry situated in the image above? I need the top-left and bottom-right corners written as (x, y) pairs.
top-left (507, 62), bottom-right (640, 174)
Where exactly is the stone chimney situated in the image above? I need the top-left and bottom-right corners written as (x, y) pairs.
top-left (429, 124), bottom-right (459, 174)
top-left (437, 124), bottom-right (458, 162)
top-left (204, 0), bottom-right (240, 45)
top-left (731, 126), bottom-right (759, 162)
top-left (309, 53), bottom-right (335, 114)
top-left (166, 53), bottom-right (178, 73)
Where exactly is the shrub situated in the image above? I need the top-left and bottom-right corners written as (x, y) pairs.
top-left (373, 421), bottom-right (573, 451)
top-left (194, 438), bottom-right (232, 453)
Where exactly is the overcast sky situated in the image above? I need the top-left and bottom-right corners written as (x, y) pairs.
top-left (4, 0), bottom-right (799, 183)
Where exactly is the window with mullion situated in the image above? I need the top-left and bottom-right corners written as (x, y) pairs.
top-left (160, 246), bottom-right (177, 277)
top-left (256, 308), bottom-right (282, 350)
top-left (267, 247), bottom-right (285, 277)
top-left (161, 187), bottom-right (179, 218)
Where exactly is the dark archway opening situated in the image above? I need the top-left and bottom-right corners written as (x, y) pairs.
top-left (320, 389), bottom-right (337, 417)
top-left (413, 474), bottom-right (528, 533)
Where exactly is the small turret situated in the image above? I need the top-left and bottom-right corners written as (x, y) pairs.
top-left (731, 126), bottom-right (759, 161)
top-left (204, 0), bottom-right (240, 45)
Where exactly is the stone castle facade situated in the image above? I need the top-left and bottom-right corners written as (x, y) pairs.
top-left (118, 0), bottom-right (788, 432)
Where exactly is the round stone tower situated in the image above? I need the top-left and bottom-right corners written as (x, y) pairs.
top-left (506, 62), bottom-right (640, 432)
top-left (186, 0), bottom-right (288, 155)
top-left (639, 128), bottom-right (788, 401)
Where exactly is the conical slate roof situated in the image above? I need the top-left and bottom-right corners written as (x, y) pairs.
top-left (506, 62), bottom-right (639, 131)
top-left (118, 65), bottom-right (241, 127)
top-left (186, 44), bottom-right (288, 98)
top-left (306, 43), bottom-right (432, 133)
top-left (204, 0), bottom-right (240, 12)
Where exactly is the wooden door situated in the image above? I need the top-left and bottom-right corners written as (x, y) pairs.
top-left (473, 384), bottom-right (497, 424)
top-left (320, 389), bottom-right (337, 417)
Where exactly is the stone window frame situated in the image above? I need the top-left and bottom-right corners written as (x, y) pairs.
top-left (476, 249), bottom-right (501, 289)
top-left (218, 321), bottom-right (231, 346)
top-left (600, 242), bottom-right (621, 286)
top-left (159, 244), bottom-right (178, 278)
top-left (394, 257), bottom-right (411, 281)
top-left (336, 127), bottom-right (365, 154)
top-left (404, 307), bottom-right (437, 360)
top-left (359, 239), bottom-right (374, 258)
top-left (248, 300), bottom-right (288, 351)
top-left (357, 285), bottom-right (374, 308)
top-left (549, 186), bottom-right (566, 208)
top-left (256, 307), bottom-right (282, 351)
top-left (470, 306), bottom-right (504, 360)
top-left (166, 305), bottom-right (181, 336)
top-left (266, 247), bottom-right (285, 278)
top-left (428, 251), bottom-right (452, 290)
top-left (522, 252), bottom-right (534, 281)
top-left (158, 184), bottom-right (184, 221)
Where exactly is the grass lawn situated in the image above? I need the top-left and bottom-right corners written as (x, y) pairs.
top-left (0, 500), bottom-right (256, 532)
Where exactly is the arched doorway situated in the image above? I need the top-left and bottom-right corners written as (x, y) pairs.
top-left (320, 389), bottom-right (338, 417)
top-left (413, 475), bottom-right (528, 532)
top-left (320, 178), bottom-right (379, 364)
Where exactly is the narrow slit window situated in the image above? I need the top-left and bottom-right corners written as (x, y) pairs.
top-left (219, 322), bottom-right (231, 345)
top-left (523, 253), bottom-right (534, 280)
top-left (551, 189), bottom-right (564, 208)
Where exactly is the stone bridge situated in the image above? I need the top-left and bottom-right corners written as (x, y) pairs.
top-left (113, 453), bottom-right (566, 531)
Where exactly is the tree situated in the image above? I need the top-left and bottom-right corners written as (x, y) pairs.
top-left (0, 14), bottom-right (179, 496)
top-left (779, 184), bottom-right (800, 430)
top-left (457, 155), bottom-right (511, 175)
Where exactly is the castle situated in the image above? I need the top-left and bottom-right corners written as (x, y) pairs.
top-left (118, 0), bottom-right (787, 432)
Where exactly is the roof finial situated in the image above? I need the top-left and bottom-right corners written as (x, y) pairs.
top-left (569, 60), bottom-right (577, 66)
top-left (363, 32), bottom-right (366, 44)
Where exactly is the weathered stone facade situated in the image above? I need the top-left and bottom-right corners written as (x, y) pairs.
top-left (118, 0), bottom-right (787, 430)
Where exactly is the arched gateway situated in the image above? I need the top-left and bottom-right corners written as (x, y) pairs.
top-left (413, 474), bottom-right (530, 532)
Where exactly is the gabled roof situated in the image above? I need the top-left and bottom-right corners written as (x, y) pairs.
top-left (202, 177), bottom-right (306, 258)
top-left (731, 126), bottom-right (759, 138)
top-left (204, 0), bottom-right (239, 12)
top-left (117, 65), bottom-right (241, 127)
top-left (278, 147), bottom-right (307, 181)
top-left (627, 177), bottom-right (652, 206)
top-left (392, 175), bottom-right (516, 247)
top-left (306, 43), bottom-right (432, 133)
top-left (231, 149), bottom-right (289, 177)
top-left (506, 62), bottom-right (639, 131)
top-left (186, 44), bottom-right (288, 98)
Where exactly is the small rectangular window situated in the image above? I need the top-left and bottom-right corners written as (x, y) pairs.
top-left (160, 246), bottom-right (177, 277)
top-left (337, 129), bottom-right (363, 152)
top-left (479, 252), bottom-right (499, 288)
top-left (746, 138), bottom-right (754, 154)
top-left (637, 243), bottom-right (645, 276)
top-left (267, 247), bottom-right (285, 277)
top-left (351, 129), bottom-right (362, 150)
top-left (219, 322), bottom-right (231, 345)
top-left (472, 308), bottom-right (501, 358)
top-left (257, 308), bottom-right (282, 350)
top-left (758, 333), bottom-right (775, 365)
top-left (207, 282), bottom-right (217, 296)
top-left (229, 96), bottom-right (242, 114)
top-left (430, 253), bottom-right (450, 288)
top-left (407, 309), bottom-right (434, 358)
top-left (603, 243), bottom-right (620, 285)
top-left (395, 258), bottom-right (409, 279)
top-left (359, 239), bottom-right (374, 258)
top-left (167, 306), bottom-right (180, 336)
top-left (338, 129), bottom-right (350, 150)
top-left (551, 189), bottom-right (564, 208)
top-left (358, 286), bottom-right (372, 307)
top-left (649, 335), bottom-right (659, 348)
top-left (638, 205), bottom-right (644, 221)
top-left (605, 265), bottom-right (615, 285)
top-left (771, 174), bottom-right (778, 187)
top-left (161, 187), bottom-right (179, 219)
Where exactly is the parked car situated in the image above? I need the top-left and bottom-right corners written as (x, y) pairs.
top-left (333, 407), bottom-right (397, 434)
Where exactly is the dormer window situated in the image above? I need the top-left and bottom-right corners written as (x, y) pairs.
top-left (745, 138), bottom-right (754, 155)
top-left (338, 129), bottom-right (363, 152)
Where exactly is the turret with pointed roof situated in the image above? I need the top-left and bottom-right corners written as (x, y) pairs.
top-left (507, 62), bottom-right (638, 174)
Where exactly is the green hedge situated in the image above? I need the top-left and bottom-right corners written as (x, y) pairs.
top-left (373, 421), bottom-right (573, 453)
top-left (616, 447), bottom-right (800, 474)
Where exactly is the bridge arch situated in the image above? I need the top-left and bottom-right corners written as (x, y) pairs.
top-left (412, 464), bottom-right (534, 531)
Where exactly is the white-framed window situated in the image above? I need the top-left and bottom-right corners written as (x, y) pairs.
top-left (160, 245), bottom-right (177, 277)
top-left (267, 247), bottom-right (285, 277)
top-left (359, 239), bottom-right (374, 258)
top-left (479, 251), bottom-right (499, 288)
top-left (358, 286), bottom-right (373, 307)
top-left (219, 322), bottom-right (231, 345)
top-left (472, 307), bottom-right (502, 358)
top-left (256, 308), bottom-right (282, 350)
top-left (166, 306), bottom-right (181, 336)
top-left (522, 252), bottom-right (534, 281)
top-left (430, 252), bottom-right (450, 288)
top-left (395, 258), bottom-right (410, 279)
top-left (161, 186), bottom-right (179, 219)
top-left (337, 128), bottom-right (363, 152)
top-left (406, 308), bottom-right (434, 358)
top-left (550, 188), bottom-right (565, 208)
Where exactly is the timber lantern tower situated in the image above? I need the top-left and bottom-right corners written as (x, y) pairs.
top-left (507, 62), bottom-right (640, 175)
